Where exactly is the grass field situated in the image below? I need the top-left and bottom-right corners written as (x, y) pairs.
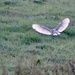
top-left (0, 0), bottom-right (75, 75)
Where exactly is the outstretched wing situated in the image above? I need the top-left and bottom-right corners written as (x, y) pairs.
top-left (55, 18), bottom-right (70, 32)
top-left (32, 24), bottom-right (52, 35)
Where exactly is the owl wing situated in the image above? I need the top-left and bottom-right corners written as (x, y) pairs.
top-left (32, 24), bottom-right (52, 35)
top-left (55, 18), bottom-right (70, 32)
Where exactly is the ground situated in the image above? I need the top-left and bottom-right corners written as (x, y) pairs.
top-left (0, 0), bottom-right (75, 75)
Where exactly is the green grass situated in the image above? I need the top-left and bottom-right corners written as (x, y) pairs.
top-left (0, 0), bottom-right (75, 74)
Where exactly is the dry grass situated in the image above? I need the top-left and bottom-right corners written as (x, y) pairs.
top-left (1, 64), bottom-right (8, 75)
top-left (1, 56), bottom-right (75, 75)
top-left (14, 59), bottom-right (21, 75)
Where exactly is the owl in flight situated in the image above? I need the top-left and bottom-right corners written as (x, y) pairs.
top-left (32, 18), bottom-right (70, 36)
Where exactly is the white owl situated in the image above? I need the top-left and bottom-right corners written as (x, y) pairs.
top-left (32, 18), bottom-right (70, 36)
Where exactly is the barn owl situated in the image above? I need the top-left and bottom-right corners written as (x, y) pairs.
top-left (32, 18), bottom-right (70, 36)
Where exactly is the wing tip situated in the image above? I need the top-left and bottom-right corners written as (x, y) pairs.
top-left (63, 18), bottom-right (70, 23)
top-left (32, 24), bottom-right (37, 29)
